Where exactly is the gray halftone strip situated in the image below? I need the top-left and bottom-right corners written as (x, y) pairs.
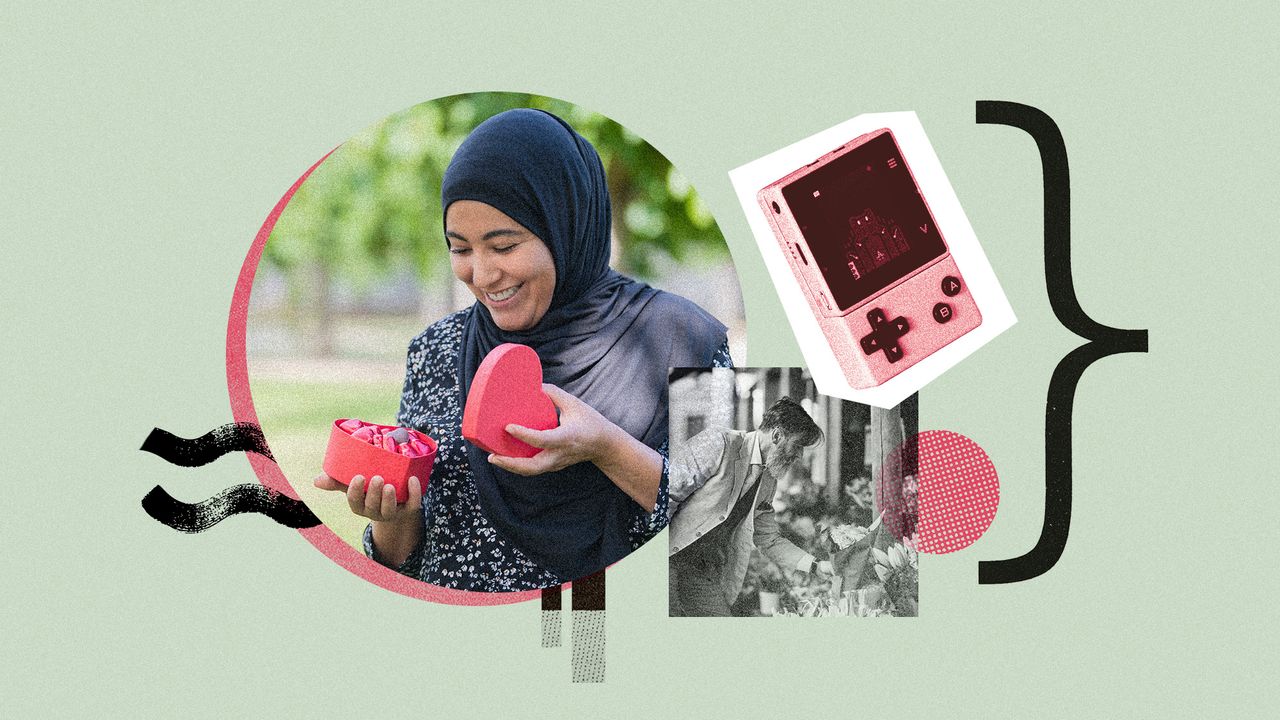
top-left (541, 610), bottom-right (561, 648)
top-left (571, 610), bottom-right (606, 683)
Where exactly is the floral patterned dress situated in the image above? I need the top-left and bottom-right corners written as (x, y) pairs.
top-left (363, 307), bottom-right (733, 592)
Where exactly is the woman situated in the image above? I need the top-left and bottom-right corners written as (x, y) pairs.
top-left (315, 108), bottom-right (731, 591)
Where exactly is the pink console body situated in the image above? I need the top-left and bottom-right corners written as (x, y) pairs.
top-left (756, 129), bottom-right (981, 388)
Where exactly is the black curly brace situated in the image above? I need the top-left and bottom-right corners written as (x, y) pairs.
top-left (976, 101), bottom-right (1149, 584)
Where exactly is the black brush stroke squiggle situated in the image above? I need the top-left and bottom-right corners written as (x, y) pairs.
top-left (142, 484), bottom-right (319, 532)
top-left (975, 101), bottom-right (1149, 585)
top-left (141, 423), bottom-right (274, 466)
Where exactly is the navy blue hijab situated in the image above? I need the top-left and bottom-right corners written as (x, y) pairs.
top-left (442, 109), bottom-right (726, 584)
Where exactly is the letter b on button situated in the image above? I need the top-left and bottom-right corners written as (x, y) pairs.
top-left (933, 302), bottom-right (953, 324)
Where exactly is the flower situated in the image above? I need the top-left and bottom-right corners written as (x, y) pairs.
top-left (828, 522), bottom-right (871, 549)
top-left (871, 540), bottom-right (919, 617)
top-left (888, 544), bottom-right (906, 568)
top-left (873, 542), bottom-right (916, 572)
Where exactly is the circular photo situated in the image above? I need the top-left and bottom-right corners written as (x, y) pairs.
top-left (242, 92), bottom-right (745, 596)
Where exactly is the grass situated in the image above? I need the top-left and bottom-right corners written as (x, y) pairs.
top-left (248, 377), bottom-right (402, 549)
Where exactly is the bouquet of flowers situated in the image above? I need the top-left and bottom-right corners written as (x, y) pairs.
top-left (828, 522), bottom-right (871, 549)
top-left (773, 514), bottom-right (919, 617)
top-left (871, 539), bottom-right (919, 617)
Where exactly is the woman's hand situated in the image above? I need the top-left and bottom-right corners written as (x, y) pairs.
top-left (313, 473), bottom-right (423, 525)
top-left (487, 384), bottom-right (613, 476)
top-left (488, 383), bottom-right (662, 512)
top-left (313, 473), bottom-right (424, 567)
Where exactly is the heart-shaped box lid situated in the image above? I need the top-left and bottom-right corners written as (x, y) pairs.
top-left (462, 344), bottom-right (559, 458)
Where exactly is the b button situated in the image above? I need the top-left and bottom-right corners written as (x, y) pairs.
top-left (933, 302), bottom-right (953, 324)
top-left (941, 276), bottom-right (962, 297)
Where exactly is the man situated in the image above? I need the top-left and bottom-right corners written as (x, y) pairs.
top-left (668, 397), bottom-right (834, 616)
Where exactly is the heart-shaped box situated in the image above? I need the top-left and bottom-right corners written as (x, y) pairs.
top-left (462, 343), bottom-right (559, 458)
top-left (322, 419), bottom-right (437, 503)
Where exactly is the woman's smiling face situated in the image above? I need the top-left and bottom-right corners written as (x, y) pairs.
top-left (447, 200), bottom-right (557, 332)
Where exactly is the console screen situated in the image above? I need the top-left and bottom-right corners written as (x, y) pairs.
top-left (780, 132), bottom-right (947, 311)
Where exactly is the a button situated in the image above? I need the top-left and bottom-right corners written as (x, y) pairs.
top-left (859, 307), bottom-right (911, 363)
top-left (695, 531), bottom-right (702, 537)
top-left (718, 515), bottom-right (726, 521)
top-left (942, 276), bottom-right (962, 297)
top-left (933, 302), bottom-right (953, 323)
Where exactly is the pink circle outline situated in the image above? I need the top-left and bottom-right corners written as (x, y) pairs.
top-left (225, 150), bottom-right (541, 605)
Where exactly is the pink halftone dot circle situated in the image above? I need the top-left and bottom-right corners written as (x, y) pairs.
top-left (875, 438), bottom-right (918, 542)
top-left (916, 430), bottom-right (999, 554)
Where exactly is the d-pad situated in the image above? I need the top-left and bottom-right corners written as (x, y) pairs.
top-left (859, 308), bottom-right (910, 363)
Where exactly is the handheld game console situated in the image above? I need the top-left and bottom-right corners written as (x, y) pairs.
top-left (756, 129), bottom-right (982, 389)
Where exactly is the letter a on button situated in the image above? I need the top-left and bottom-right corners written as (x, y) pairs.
top-left (942, 275), bottom-right (962, 297)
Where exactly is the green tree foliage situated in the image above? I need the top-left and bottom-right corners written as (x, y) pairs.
top-left (265, 92), bottom-right (727, 298)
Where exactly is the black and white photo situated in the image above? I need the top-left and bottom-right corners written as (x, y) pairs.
top-left (668, 368), bottom-right (920, 617)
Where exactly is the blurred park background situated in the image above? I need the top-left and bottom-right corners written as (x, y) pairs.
top-left (247, 93), bottom-right (746, 550)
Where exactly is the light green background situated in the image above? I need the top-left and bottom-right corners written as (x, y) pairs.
top-left (3, 3), bottom-right (1276, 717)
